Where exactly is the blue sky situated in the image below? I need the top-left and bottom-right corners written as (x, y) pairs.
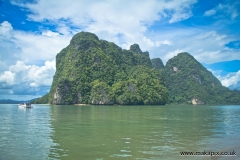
top-left (0, 0), bottom-right (240, 100)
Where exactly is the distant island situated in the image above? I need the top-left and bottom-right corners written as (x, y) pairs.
top-left (32, 32), bottom-right (240, 105)
top-left (0, 99), bottom-right (23, 104)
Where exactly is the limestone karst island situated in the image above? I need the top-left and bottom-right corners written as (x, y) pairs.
top-left (32, 32), bottom-right (240, 105)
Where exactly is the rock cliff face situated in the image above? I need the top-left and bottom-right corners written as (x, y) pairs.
top-left (192, 98), bottom-right (205, 105)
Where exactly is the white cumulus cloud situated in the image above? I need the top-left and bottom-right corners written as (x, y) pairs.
top-left (0, 21), bottom-right (13, 37)
top-left (0, 60), bottom-right (56, 96)
top-left (219, 70), bottom-right (240, 87)
top-left (208, 69), bottom-right (240, 89)
top-left (148, 29), bottom-right (239, 64)
top-left (11, 0), bottom-right (197, 51)
top-left (204, 2), bottom-right (239, 19)
top-left (0, 21), bottom-right (71, 67)
top-left (204, 9), bottom-right (216, 16)
top-left (42, 30), bottom-right (60, 37)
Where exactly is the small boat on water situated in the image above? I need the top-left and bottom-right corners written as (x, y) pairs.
top-left (18, 103), bottom-right (32, 108)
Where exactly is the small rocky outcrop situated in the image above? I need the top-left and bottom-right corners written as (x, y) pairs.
top-left (192, 98), bottom-right (205, 105)
top-left (130, 44), bottom-right (142, 54)
top-left (90, 83), bottom-right (113, 105)
top-left (151, 58), bottom-right (164, 70)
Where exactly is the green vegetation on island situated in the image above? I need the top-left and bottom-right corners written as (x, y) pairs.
top-left (161, 52), bottom-right (240, 105)
top-left (33, 32), bottom-right (167, 105)
top-left (32, 32), bottom-right (240, 105)
top-left (151, 58), bottom-right (164, 70)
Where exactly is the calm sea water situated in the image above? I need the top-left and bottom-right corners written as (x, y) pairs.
top-left (0, 104), bottom-right (240, 160)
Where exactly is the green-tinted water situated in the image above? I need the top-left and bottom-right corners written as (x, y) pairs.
top-left (0, 104), bottom-right (240, 160)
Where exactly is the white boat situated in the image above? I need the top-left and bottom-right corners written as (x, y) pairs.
top-left (18, 103), bottom-right (32, 108)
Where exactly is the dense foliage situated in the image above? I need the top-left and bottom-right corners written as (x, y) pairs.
top-left (33, 32), bottom-right (167, 105)
top-left (162, 52), bottom-right (240, 104)
top-left (32, 93), bottom-right (49, 104)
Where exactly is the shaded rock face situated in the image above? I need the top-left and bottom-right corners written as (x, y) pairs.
top-left (53, 88), bottom-right (61, 104)
top-left (191, 74), bottom-right (202, 84)
top-left (128, 83), bottom-right (135, 92)
top-left (130, 44), bottom-right (142, 54)
top-left (52, 79), bottom-right (82, 105)
top-left (91, 87), bottom-right (113, 105)
top-left (91, 83), bottom-right (113, 105)
top-left (53, 84), bottom-right (74, 105)
top-left (173, 66), bottom-right (178, 72)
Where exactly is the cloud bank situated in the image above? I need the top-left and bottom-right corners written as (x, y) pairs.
top-left (0, 21), bottom-right (64, 100)
top-left (15, 0), bottom-right (239, 64)
top-left (0, 60), bottom-right (55, 99)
